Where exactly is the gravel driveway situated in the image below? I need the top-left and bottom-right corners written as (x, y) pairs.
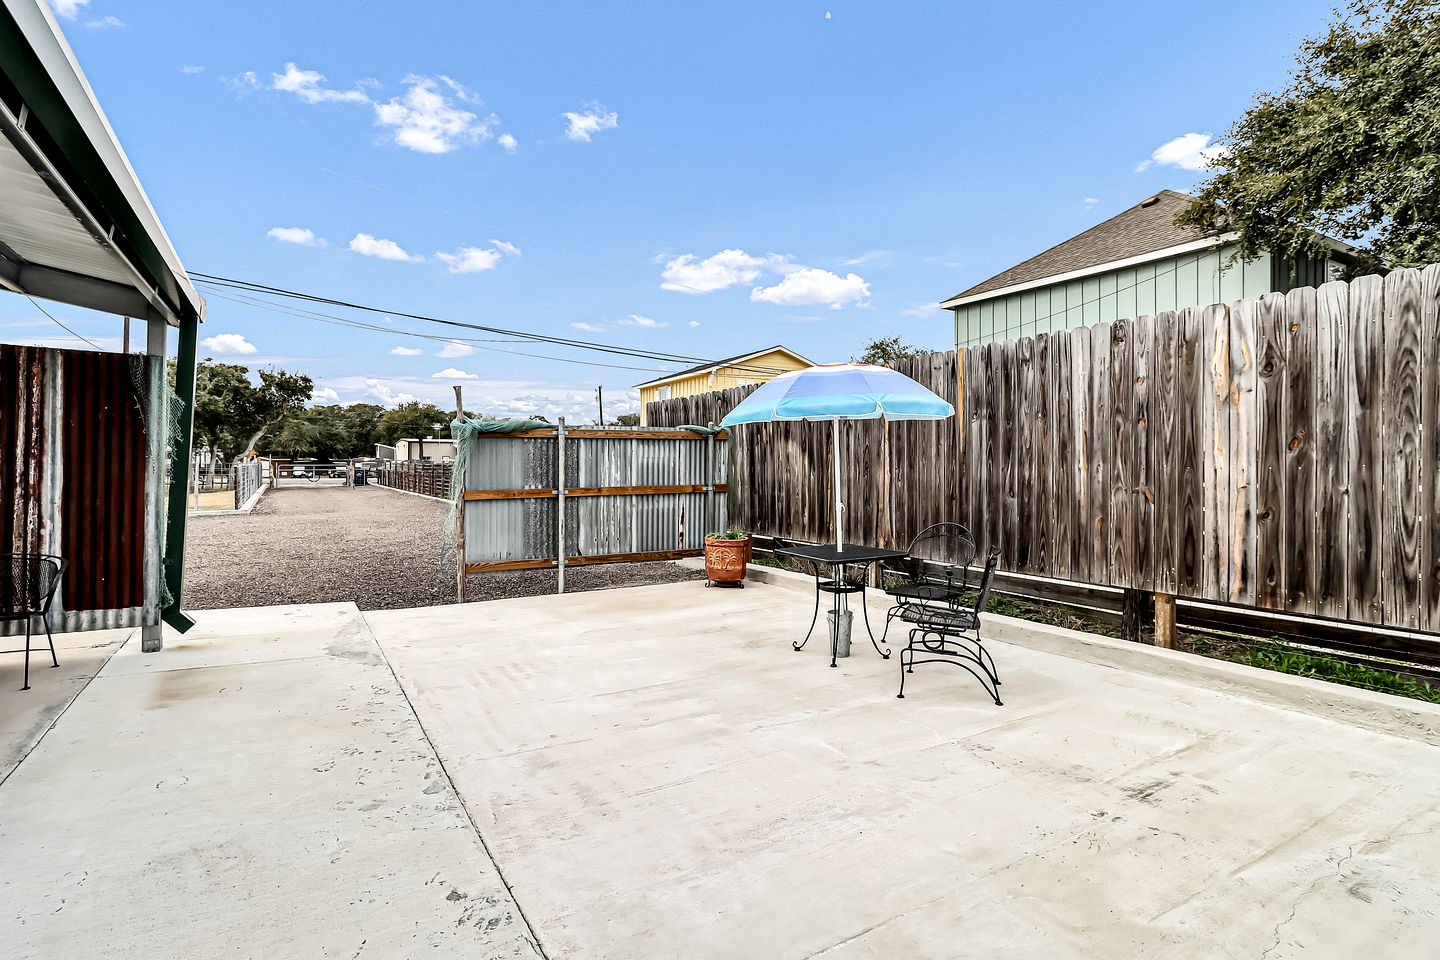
top-left (183, 484), bottom-right (701, 611)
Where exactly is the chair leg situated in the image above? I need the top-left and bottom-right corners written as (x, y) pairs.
top-left (795, 580), bottom-right (822, 651)
top-left (897, 643), bottom-right (909, 699)
top-left (858, 582), bottom-right (888, 659)
top-left (22, 616), bottom-right (32, 691)
top-left (44, 613), bottom-right (58, 668)
top-left (977, 634), bottom-right (1000, 686)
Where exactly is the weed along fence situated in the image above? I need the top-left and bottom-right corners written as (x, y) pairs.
top-left (648, 266), bottom-right (1440, 664)
top-left (453, 421), bottom-right (729, 597)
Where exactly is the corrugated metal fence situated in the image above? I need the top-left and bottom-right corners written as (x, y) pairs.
top-left (2, 344), bottom-right (156, 633)
top-left (460, 425), bottom-right (728, 573)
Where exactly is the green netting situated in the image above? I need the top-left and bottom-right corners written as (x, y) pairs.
top-left (129, 353), bottom-right (187, 610)
top-left (442, 416), bottom-right (554, 569)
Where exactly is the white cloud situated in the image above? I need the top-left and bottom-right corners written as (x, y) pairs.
top-left (364, 379), bottom-right (418, 407)
top-left (489, 239), bottom-right (521, 257)
top-left (389, 345), bottom-right (424, 356)
top-left (224, 71), bottom-right (261, 94)
top-left (49, 1), bottom-right (87, 20)
top-left (311, 387), bottom-right (341, 404)
top-left (1083, 196), bottom-right (1099, 207)
top-left (687, 320), bottom-right (701, 328)
top-left (901, 302), bottom-right (941, 319)
top-left (84, 15), bottom-right (123, 29)
top-left (374, 75), bottom-right (496, 154)
top-left (437, 340), bottom-right (475, 358)
top-left (498, 133), bottom-right (518, 153)
top-left (1136, 132), bottom-right (1224, 172)
top-left (618, 314), bottom-right (667, 329)
top-left (842, 250), bottom-right (890, 267)
top-left (272, 62), bottom-right (368, 105)
top-left (563, 105), bottom-right (619, 143)
top-left (660, 248), bottom-right (788, 294)
top-left (432, 368), bottom-right (479, 380)
top-left (181, 65), bottom-right (205, 75)
top-left (750, 267), bottom-right (871, 309)
top-left (201, 333), bottom-right (258, 356)
top-left (570, 321), bottom-right (604, 333)
top-left (349, 233), bottom-right (423, 262)
top-left (267, 226), bottom-right (323, 246)
top-left (437, 246), bottom-right (502, 273)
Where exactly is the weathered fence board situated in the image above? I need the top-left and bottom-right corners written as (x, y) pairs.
top-left (646, 269), bottom-right (1440, 638)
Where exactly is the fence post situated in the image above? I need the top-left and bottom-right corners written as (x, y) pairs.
top-left (454, 386), bottom-right (466, 603)
top-left (1154, 593), bottom-right (1176, 648)
top-left (705, 421), bottom-right (716, 537)
top-left (556, 417), bottom-right (567, 594)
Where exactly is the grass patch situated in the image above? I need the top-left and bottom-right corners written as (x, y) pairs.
top-left (1185, 635), bottom-right (1440, 704)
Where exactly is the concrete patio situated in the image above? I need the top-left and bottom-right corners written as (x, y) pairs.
top-left (2, 576), bottom-right (1438, 959)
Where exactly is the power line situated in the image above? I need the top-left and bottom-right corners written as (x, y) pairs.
top-left (188, 272), bottom-right (792, 377)
top-left (26, 295), bottom-right (101, 350)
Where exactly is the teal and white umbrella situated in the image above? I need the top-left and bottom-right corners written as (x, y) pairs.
top-left (721, 363), bottom-right (954, 549)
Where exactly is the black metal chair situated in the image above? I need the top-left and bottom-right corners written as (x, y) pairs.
top-left (880, 523), bottom-right (977, 641)
top-left (897, 547), bottom-right (1003, 705)
top-left (774, 538), bottom-right (883, 658)
top-left (1, 553), bottom-right (64, 691)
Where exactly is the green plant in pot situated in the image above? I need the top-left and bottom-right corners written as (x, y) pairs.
top-left (704, 528), bottom-right (750, 587)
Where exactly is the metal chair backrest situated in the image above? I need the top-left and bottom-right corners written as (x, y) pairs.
top-left (971, 548), bottom-right (1002, 615)
top-left (899, 523), bottom-right (976, 591)
top-left (0, 554), bottom-right (64, 618)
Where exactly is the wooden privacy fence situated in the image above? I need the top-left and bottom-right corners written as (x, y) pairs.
top-left (648, 266), bottom-right (1440, 637)
top-left (375, 461), bottom-right (452, 499)
top-left (457, 424), bottom-right (728, 580)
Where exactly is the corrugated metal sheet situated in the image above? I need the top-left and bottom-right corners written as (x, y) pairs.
top-left (1, 344), bottom-right (152, 635)
top-left (462, 430), bottom-right (728, 567)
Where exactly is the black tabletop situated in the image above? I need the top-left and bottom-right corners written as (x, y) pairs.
top-left (774, 542), bottom-right (909, 565)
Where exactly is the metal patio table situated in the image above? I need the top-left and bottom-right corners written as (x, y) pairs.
top-left (775, 542), bottom-right (909, 668)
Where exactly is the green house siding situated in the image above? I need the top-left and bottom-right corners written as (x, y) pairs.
top-left (952, 243), bottom-right (1276, 349)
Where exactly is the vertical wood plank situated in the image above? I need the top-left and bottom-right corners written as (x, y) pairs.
top-left (985, 342), bottom-right (1004, 556)
top-left (969, 347), bottom-right (990, 552)
top-left (1347, 274), bottom-right (1384, 623)
top-left (1089, 322), bottom-right (1111, 578)
top-left (1152, 311), bottom-right (1181, 596)
top-left (1108, 319), bottom-right (1134, 588)
top-left (1228, 298), bottom-right (1259, 606)
top-left (1202, 303), bottom-right (1232, 602)
top-left (1174, 307), bottom-right (1204, 597)
top-left (1071, 327), bottom-right (1092, 582)
top-left (1381, 268), bottom-right (1422, 630)
top-left (1313, 280), bottom-right (1350, 620)
top-left (1133, 315), bottom-right (1155, 593)
top-left (1051, 330), bottom-right (1074, 581)
top-left (1254, 293), bottom-right (1288, 611)
top-left (1014, 337), bottom-right (1035, 571)
top-left (1421, 264), bottom-right (1440, 633)
top-left (1283, 286), bottom-right (1317, 615)
top-left (1033, 333), bottom-right (1052, 577)
top-left (1000, 339), bottom-right (1019, 567)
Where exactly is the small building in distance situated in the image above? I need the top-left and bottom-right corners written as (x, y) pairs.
top-left (940, 190), bottom-right (1352, 350)
top-left (377, 438), bottom-right (458, 462)
top-left (635, 345), bottom-right (812, 425)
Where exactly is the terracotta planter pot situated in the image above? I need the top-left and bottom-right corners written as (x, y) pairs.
top-left (704, 536), bottom-right (750, 584)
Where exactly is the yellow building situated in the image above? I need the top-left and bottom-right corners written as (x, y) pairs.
top-left (636, 345), bottom-right (812, 425)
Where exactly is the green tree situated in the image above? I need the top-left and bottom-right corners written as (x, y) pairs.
top-left (192, 362), bottom-right (313, 461)
top-left (615, 413), bottom-right (641, 427)
top-left (1177, 0), bottom-right (1440, 273)
top-left (376, 401), bottom-right (452, 447)
top-left (338, 402), bottom-right (385, 455)
top-left (271, 406), bottom-right (356, 459)
top-left (853, 336), bottom-right (922, 367)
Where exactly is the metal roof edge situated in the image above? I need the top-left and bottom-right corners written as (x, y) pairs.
top-left (0, 0), bottom-right (204, 325)
top-left (632, 345), bottom-right (814, 389)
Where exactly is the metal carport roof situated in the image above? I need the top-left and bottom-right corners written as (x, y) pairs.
top-left (0, 0), bottom-right (204, 327)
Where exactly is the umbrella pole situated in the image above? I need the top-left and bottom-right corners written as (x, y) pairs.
top-left (833, 417), bottom-right (843, 550)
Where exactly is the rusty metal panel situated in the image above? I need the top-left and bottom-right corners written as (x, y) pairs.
top-left (1, 344), bottom-right (149, 634)
top-left (59, 348), bottom-right (146, 611)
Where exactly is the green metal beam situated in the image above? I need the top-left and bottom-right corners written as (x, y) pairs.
top-left (162, 316), bottom-right (197, 634)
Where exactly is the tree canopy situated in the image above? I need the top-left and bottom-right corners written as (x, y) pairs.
top-left (375, 401), bottom-right (452, 447)
top-left (853, 336), bottom-right (922, 367)
top-left (192, 362), bottom-right (312, 462)
top-left (1177, 0), bottom-right (1440, 273)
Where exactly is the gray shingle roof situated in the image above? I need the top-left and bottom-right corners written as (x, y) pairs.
top-left (946, 191), bottom-right (1211, 302)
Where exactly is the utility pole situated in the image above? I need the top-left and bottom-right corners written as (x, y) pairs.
top-left (596, 385), bottom-right (605, 425)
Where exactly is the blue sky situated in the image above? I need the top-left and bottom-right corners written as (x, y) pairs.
top-left (13, 0), bottom-right (1334, 420)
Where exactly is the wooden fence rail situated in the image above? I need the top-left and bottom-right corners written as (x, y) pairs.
top-left (648, 266), bottom-right (1440, 637)
top-left (375, 461), bottom-right (452, 499)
